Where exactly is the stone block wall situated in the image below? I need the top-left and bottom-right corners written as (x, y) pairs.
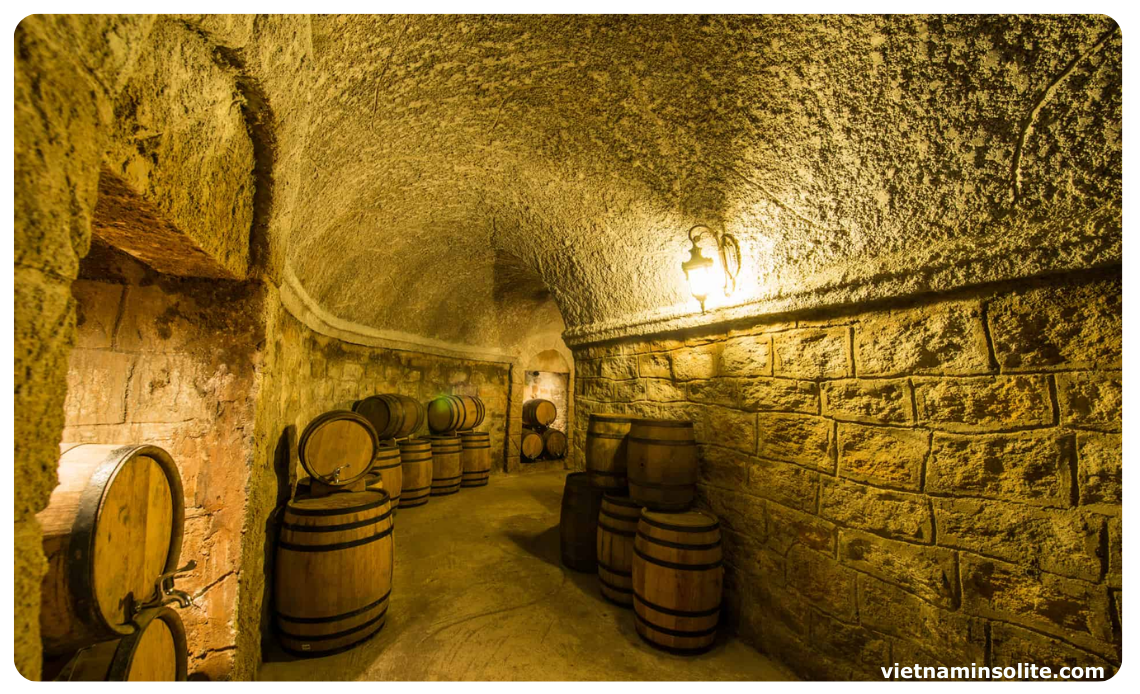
top-left (60, 246), bottom-right (265, 679)
top-left (570, 270), bottom-right (1121, 680)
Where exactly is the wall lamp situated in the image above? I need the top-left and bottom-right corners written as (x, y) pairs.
top-left (682, 224), bottom-right (741, 312)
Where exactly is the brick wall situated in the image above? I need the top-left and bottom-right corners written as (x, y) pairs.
top-left (62, 246), bottom-right (265, 679)
top-left (571, 270), bottom-right (1121, 679)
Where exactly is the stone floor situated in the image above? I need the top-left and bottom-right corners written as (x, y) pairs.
top-left (259, 469), bottom-right (795, 681)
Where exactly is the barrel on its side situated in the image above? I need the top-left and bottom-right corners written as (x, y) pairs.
top-left (429, 435), bottom-right (462, 496)
top-left (541, 428), bottom-right (568, 459)
top-left (397, 438), bottom-right (433, 508)
top-left (426, 395), bottom-right (485, 434)
top-left (274, 491), bottom-right (394, 656)
top-left (353, 395), bottom-right (410, 440)
top-left (54, 607), bottom-right (188, 681)
top-left (298, 411), bottom-right (377, 487)
top-left (370, 445), bottom-right (402, 508)
top-left (39, 444), bottom-right (185, 654)
top-left (632, 509), bottom-right (723, 652)
top-left (520, 428), bottom-right (544, 461)
top-left (596, 495), bottom-right (642, 606)
top-left (395, 395), bottom-right (426, 439)
top-left (586, 413), bottom-right (634, 491)
top-left (626, 419), bottom-right (698, 511)
top-left (460, 431), bottom-right (491, 487)
top-left (559, 472), bottom-right (605, 572)
top-left (522, 398), bottom-right (557, 428)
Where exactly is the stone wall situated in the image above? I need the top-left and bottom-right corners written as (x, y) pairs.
top-left (233, 289), bottom-right (514, 678)
top-left (61, 244), bottom-right (265, 679)
top-left (571, 269), bottom-right (1121, 680)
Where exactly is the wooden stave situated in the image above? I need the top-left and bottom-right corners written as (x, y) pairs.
top-left (274, 491), bottom-right (394, 656)
top-left (626, 419), bottom-right (698, 511)
top-left (459, 431), bottom-right (491, 487)
top-left (298, 410), bottom-right (377, 487)
top-left (586, 413), bottom-right (634, 491)
top-left (40, 444), bottom-right (186, 655)
top-left (54, 606), bottom-right (188, 681)
top-left (397, 438), bottom-right (433, 508)
top-left (426, 395), bottom-right (485, 434)
top-left (428, 436), bottom-right (462, 496)
top-left (522, 399), bottom-right (557, 428)
top-left (559, 473), bottom-right (605, 573)
top-left (596, 494), bottom-right (642, 606)
top-left (370, 445), bottom-right (403, 508)
top-left (631, 509), bottom-right (723, 652)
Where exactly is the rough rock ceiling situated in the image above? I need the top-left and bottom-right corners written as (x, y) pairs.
top-left (193, 14), bottom-right (1120, 349)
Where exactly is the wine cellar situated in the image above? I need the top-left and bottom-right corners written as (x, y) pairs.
top-left (12, 13), bottom-right (1123, 684)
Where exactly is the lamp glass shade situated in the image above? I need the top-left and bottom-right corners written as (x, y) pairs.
top-left (686, 263), bottom-right (711, 303)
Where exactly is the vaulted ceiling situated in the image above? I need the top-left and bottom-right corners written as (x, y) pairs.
top-left (119, 14), bottom-right (1125, 351)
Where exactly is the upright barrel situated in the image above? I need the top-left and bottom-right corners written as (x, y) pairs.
top-left (370, 445), bottom-right (402, 508)
top-left (632, 509), bottom-right (723, 652)
top-left (596, 494), bottom-right (642, 606)
top-left (274, 491), bottom-right (394, 656)
top-left (398, 438), bottom-right (433, 508)
top-left (426, 395), bottom-right (485, 434)
top-left (586, 413), bottom-right (634, 491)
top-left (542, 428), bottom-right (568, 459)
top-left (559, 472), bottom-right (605, 572)
top-left (429, 435), bottom-right (462, 496)
top-left (53, 606), bottom-right (188, 681)
top-left (522, 398), bottom-right (557, 428)
top-left (520, 428), bottom-right (544, 461)
top-left (39, 444), bottom-right (185, 654)
top-left (460, 430), bottom-right (491, 487)
top-left (627, 418), bottom-right (698, 511)
top-left (298, 411), bottom-right (377, 487)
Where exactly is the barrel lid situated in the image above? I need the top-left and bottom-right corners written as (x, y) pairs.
top-left (288, 489), bottom-right (389, 513)
top-left (429, 434), bottom-right (461, 442)
top-left (633, 418), bottom-right (693, 427)
top-left (298, 411), bottom-right (377, 486)
top-left (641, 509), bottom-right (719, 531)
top-left (602, 493), bottom-right (642, 508)
top-left (591, 412), bottom-right (635, 423)
top-left (375, 443), bottom-right (400, 456)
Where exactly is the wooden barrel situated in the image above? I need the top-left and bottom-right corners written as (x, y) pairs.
top-left (596, 494), bottom-right (642, 606)
top-left (632, 509), bottom-right (723, 652)
top-left (429, 435), bottom-right (462, 496)
top-left (396, 395), bottom-right (426, 438)
top-left (559, 472), bottom-right (605, 572)
top-left (274, 490), bottom-right (394, 656)
top-left (541, 428), bottom-right (568, 459)
top-left (586, 413), bottom-right (634, 491)
top-left (397, 438), bottom-right (433, 508)
top-left (522, 398), bottom-right (557, 428)
top-left (460, 430), bottom-right (491, 487)
top-left (353, 395), bottom-right (405, 440)
top-left (39, 444), bottom-right (185, 654)
top-left (426, 395), bottom-right (485, 434)
top-left (53, 606), bottom-right (187, 681)
top-left (520, 428), bottom-right (544, 461)
top-left (370, 445), bottom-right (402, 508)
top-left (627, 418), bottom-right (698, 511)
top-left (298, 411), bottom-right (377, 486)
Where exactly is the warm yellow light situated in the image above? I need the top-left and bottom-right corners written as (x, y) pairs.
top-left (687, 263), bottom-right (711, 304)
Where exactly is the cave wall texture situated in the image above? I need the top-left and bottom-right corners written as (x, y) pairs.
top-left (14, 12), bottom-right (1121, 681)
top-left (570, 270), bottom-right (1122, 679)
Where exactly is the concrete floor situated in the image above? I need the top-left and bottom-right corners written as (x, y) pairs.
top-left (259, 470), bottom-right (795, 681)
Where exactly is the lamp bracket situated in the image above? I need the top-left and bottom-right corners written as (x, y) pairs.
top-left (685, 224), bottom-right (741, 298)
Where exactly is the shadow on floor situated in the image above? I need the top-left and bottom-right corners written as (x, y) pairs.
top-left (503, 523), bottom-right (562, 568)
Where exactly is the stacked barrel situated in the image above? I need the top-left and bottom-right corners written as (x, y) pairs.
top-left (38, 444), bottom-right (191, 680)
top-left (559, 411), bottom-right (723, 653)
top-left (521, 398), bottom-right (568, 461)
